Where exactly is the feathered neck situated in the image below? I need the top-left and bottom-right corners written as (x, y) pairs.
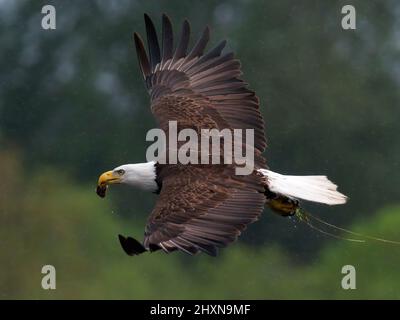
top-left (114, 161), bottom-right (157, 192)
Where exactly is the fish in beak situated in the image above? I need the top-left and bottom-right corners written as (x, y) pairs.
top-left (96, 170), bottom-right (121, 198)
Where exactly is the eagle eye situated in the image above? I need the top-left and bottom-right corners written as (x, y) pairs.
top-left (116, 169), bottom-right (125, 175)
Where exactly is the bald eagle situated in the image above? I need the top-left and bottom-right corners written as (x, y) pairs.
top-left (96, 14), bottom-right (347, 257)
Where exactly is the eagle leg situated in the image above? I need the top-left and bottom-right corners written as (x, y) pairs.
top-left (264, 189), bottom-right (299, 217)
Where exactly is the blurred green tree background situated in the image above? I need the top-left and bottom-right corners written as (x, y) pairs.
top-left (0, 0), bottom-right (399, 299)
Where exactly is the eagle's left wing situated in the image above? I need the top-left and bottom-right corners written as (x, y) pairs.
top-left (143, 164), bottom-right (266, 256)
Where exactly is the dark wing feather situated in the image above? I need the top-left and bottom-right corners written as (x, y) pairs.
top-left (144, 165), bottom-right (266, 256)
top-left (189, 40), bottom-right (227, 69)
top-left (186, 26), bottom-right (210, 60)
top-left (133, 32), bottom-right (151, 80)
top-left (161, 14), bottom-right (174, 61)
top-left (144, 14), bottom-right (161, 70)
top-left (134, 14), bottom-right (267, 155)
top-left (172, 20), bottom-right (190, 62)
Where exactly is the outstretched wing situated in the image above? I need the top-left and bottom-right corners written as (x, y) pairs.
top-left (144, 164), bottom-right (266, 256)
top-left (134, 14), bottom-right (267, 159)
top-left (133, 14), bottom-right (268, 255)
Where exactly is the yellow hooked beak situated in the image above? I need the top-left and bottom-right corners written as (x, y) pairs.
top-left (96, 170), bottom-right (121, 198)
top-left (98, 170), bottom-right (121, 187)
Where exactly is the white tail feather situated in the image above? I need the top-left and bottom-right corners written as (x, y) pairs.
top-left (259, 169), bottom-right (348, 205)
